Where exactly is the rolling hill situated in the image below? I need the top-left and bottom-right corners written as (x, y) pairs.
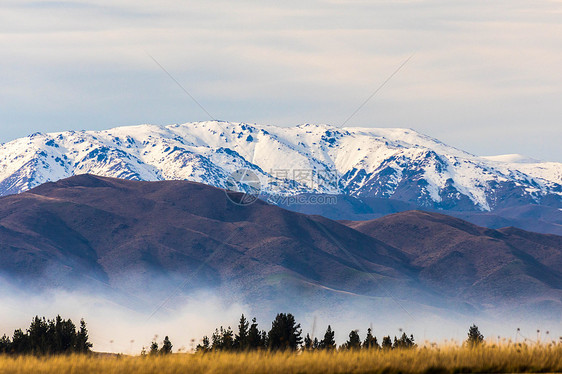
top-left (0, 175), bottom-right (560, 318)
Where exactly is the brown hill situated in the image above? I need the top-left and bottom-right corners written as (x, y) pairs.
top-left (0, 175), bottom-right (560, 316)
top-left (0, 175), bottom-right (421, 312)
top-left (344, 210), bottom-right (562, 310)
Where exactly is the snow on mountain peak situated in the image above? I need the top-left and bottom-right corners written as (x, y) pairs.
top-left (482, 154), bottom-right (542, 164)
top-left (0, 121), bottom-right (560, 212)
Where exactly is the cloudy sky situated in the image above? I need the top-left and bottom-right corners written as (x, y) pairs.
top-left (1, 0), bottom-right (561, 161)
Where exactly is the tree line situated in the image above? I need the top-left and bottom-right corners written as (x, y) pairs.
top-left (0, 313), bottom-right (485, 355)
top-left (193, 314), bottom-right (485, 352)
top-left (0, 315), bottom-right (92, 355)
top-left (143, 336), bottom-right (173, 356)
top-left (194, 313), bottom-right (420, 352)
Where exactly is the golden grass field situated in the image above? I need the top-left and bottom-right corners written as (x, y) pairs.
top-left (1, 344), bottom-right (561, 374)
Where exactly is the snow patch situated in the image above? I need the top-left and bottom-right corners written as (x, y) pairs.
top-left (0, 121), bottom-right (560, 212)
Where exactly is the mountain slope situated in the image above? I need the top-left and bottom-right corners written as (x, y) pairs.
top-left (0, 174), bottom-right (422, 311)
top-left (0, 175), bottom-right (560, 317)
top-left (0, 122), bottom-right (560, 213)
top-left (277, 194), bottom-right (562, 236)
top-left (344, 210), bottom-right (562, 311)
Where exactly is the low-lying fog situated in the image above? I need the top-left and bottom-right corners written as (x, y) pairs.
top-left (1, 278), bottom-right (559, 354)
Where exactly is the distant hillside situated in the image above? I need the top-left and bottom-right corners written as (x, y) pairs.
top-left (277, 194), bottom-right (562, 236)
top-left (344, 210), bottom-right (562, 310)
top-left (0, 175), bottom-right (560, 318)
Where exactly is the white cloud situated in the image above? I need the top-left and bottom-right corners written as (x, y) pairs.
top-left (0, 0), bottom-right (560, 161)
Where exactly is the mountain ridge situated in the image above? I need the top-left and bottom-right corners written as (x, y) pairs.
top-left (0, 121), bottom-right (560, 213)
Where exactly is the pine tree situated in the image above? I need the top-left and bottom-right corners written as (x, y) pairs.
top-left (28, 316), bottom-right (49, 354)
top-left (211, 328), bottom-right (222, 350)
top-left (267, 313), bottom-right (302, 351)
top-left (160, 336), bottom-right (173, 354)
top-left (319, 325), bottom-right (336, 350)
top-left (247, 318), bottom-right (263, 350)
top-left (75, 319), bottom-right (93, 353)
top-left (466, 324), bottom-right (484, 347)
top-left (381, 335), bottom-right (393, 349)
top-left (211, 326), bottom-right (234, 351)
top-left (149, 341), bottom-right (159, 355)
top-left (11, 329), bottom-right (30, 354)
top-left (342, 329), bottom-right (361, 350)
top-left (363, 328), bottom-right (379, 350)
top-left (1, 315), bottom-right (92, 355)
top-left (261, 330), bottom-right (268, 349)
top-left (196, 336), bottom-right (211, 353)
top-left (221, 327), bottom-right (234, 351)
top-left (304, 333), bottom-right (313, 351)
top-left (393, 333), bottom-right (416, 349)
top-left (234, 314), bottom-right (250, 350)
top-left (202, 335), bottom-right (210, 350)
top-left (0, 334), bottom-right (11, 353)
top-left (53, 316), bottom-right (77, 353)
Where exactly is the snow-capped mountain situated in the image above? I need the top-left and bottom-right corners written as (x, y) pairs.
top-left (0, 121), bottom-right (560, 211)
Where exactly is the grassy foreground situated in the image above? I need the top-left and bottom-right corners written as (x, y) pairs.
top-left (1, 344), bottom-right (561, 374)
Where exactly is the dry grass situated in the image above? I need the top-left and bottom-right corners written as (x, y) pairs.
top-left (1, 344), bottom-right (561, 374)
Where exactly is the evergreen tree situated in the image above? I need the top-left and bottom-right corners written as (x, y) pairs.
top-left (319, 325), bottom-right (336, 350)
top-left (211, 328), bottom-right (222, 350)
top-left (0, 315), bottom-right (92, 356)
top-left (267, 313), bottom-right (302, 351)
top-left (393, 333), bottom-right (416, 349)
top-left (211, 327), bottom-right (234, 351)
top-left (247, 318), bottom-right (263, 350)
top-left (11, 329), bottom-right (30, 354)
top-left (234, 314), bottom-right (250, 350)
top-left (53, 316), bottom-right (77, 353)
top-left (363, 328), bottom-right (379, 350)
top-left (149, 341), bottom-right (159, 355)
top-left (261, 330), bottom-right (268, 349)
top-left (342, 329), bottom-right (361, 350)
top-left (75, 319), bottom-right (93, 353)
top-left (203, 335), bottom-right (210, 350)
top-left (381, 336), bottom-right (393, 349)
top-left (221, 327), bottom-right (234, 350)
top-left (28, 316), bottom-right (50, 354)
top-left (196, 336), bottom-right (211, 353)
top-left (303, 333), bottom-right (313, 351)
top-left (0, 334), bottom-right (11, 353)
top-left (466, 324), bottom-right (484, 347)
top-left (160, 336), bottom-right (173, 354)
